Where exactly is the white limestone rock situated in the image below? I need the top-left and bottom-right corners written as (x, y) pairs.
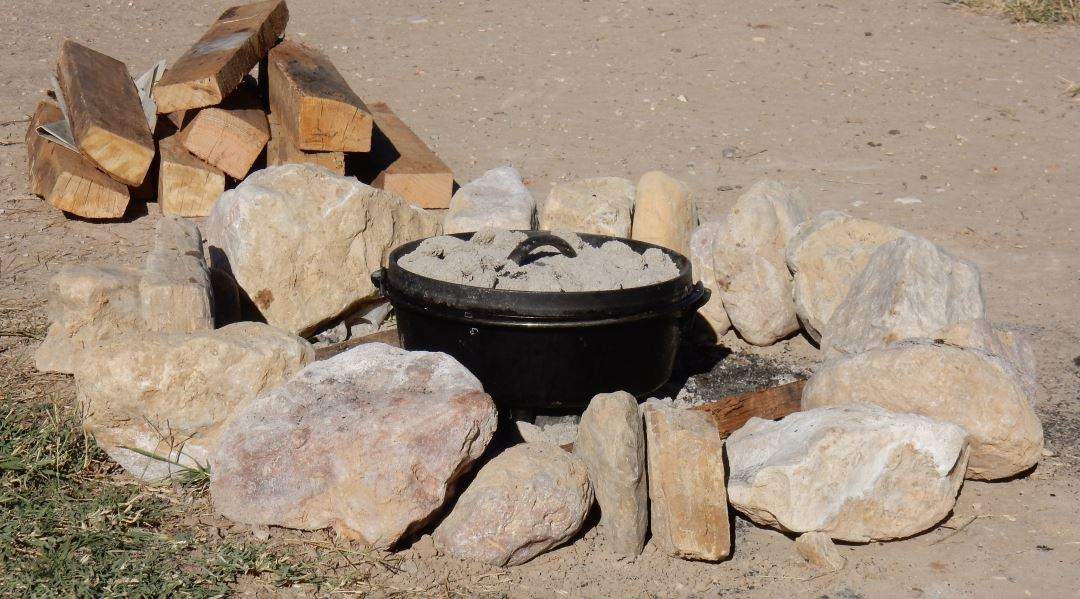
top-left (206, 165), bottom-right (441, 336)
top-left (689, 221), bottom-right (731, 338)
top-left (630, 171), bottom-right (697, 256)
top-left (802, 340), bottom-right (1043, 480)
top-left (433, 443), bottom-right (593, 566)
top-left (785, 211), bottom-right (906, 341)
top-left (210, 343), bottom-right (497, 548)
top-left (539, 177), bottom-right (635, 237)
top-left (727, 404), bottom-right (969, 542)
top-left (821, 235), bottom-right (986, 358)
top-left (711, 180), bottom-right (807, 345)
top-left (574, 391), bottom-right (648, 557)
top-left (74, 322), bottom-right (313, 481)
top-left (444, 166), bottom-right (536, 234)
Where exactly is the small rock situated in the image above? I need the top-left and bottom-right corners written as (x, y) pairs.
top-left (444, 166), bottom-right (536, 234)
top-left (785, 211), bottom-right (906, 341)
top-left (643, 404), bottom-right (730, 561)
top-left (539, 177), bottom-right (635, 237)
top-left (710, 180), bottom-right (807, 345)
top-left (795, 532), bottom-right (846, 571)
top-left (35, 265), bottom-right (142, 374)
top-left (433, 443), bottom-right (593, 567)
top-left (821, 236), bottom-right (985, 358)
top-left (74, 322), bottom-right (313, 481)
top-left (630, 171), bottom-right (697, 256)
top-left (210, 343), bottom-right (497, 548)
top-left (689, 221), bottom-right (731, 337)
top-left (574, 391), bottom-right (648, 557)
top-left (206, 165), bottom-right (441, 336)
top-left (802, 340), bottom-right (1042, 480)
top-left (36, 217), bottom-right (215, 374)
top-left (727, 404), bottom-right (969, 542)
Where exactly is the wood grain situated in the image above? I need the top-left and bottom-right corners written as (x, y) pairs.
top-left (57, 40), bottom-right (155, 186)
top-left (158, 133), bottom-right (225, 217)
top-left (691, 379), bottom-right (806, 437)
top-left (312, 328), bottom-right (401, 361)
top-left (25, 99), bottom-right (130, 219)
top-left (266, 111), bottom-right (345, 174)
top-left (366, 102), bottom-right (453, 209)
top-left (180, 81), bottom-right (269, 179)
top-left (153, 0), bottom-right (289, 113)
top-left (267, 39), bottom-right (371, 152)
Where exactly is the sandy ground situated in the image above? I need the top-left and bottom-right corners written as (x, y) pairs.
top-left (1, 0), bottom-right (1079, 597)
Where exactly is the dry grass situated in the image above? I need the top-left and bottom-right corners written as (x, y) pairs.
top-left (950, 0), bottom-right (1079, 23)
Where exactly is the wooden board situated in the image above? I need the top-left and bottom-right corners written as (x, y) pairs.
top-left (366, 102), bottom-right (453, 209)
top-left (266, 39), bottom-right (372, 152)
top-left (25, 100), bottom-right (130, 219)
top-left (158, 133), bottom-right (225, 217)
top-left (313, 328), bottom-right (401, 361)
top-left (691, 379), bottom-right (806, 437)
top-left (180, 82), bottom-right (269, 179)
top-left (266, 111), bottom-right (345, 174)
top-left (153, 0), bottom-right (289, 114)
top-left (57, 41), bottom-right (155, 187)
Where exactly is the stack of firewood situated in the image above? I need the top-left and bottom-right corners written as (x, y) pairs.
top-left (25, 0), bottom-right (453, 220)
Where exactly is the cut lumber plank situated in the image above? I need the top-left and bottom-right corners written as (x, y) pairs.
top-left (26, 99), bottom-right (130, 219)
top-left (180, 82), bottom-right (269, 179)
top-left (367, 102), bottom-right (453, 209)
top-left (313, 328), bottom-right (401, 361)
top-left (266, 111), bottom-right (345, 174)
top-left (266, 39), bottom-right (372, 152)
top-left (153, 0), bottom-right (289, 114)
top-left (57, 40), bottom-right (155, 187)
top-left (691, 379), bottom-right (806, 437)
top-left (158, 133), bottom-right (225, 217)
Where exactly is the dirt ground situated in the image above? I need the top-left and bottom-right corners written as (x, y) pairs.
top-left (2, 0), bottom-right (1079, 597)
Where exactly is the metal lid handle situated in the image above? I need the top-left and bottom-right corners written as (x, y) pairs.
top-left (507, 234), bottom-right (578, 266)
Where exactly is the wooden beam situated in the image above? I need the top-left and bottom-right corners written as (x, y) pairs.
top-left (180, 81), bottom-right (269, 179)
top-left (266, 39), bottom-right (372, 152)
top-left (313, 328), bottom-right (401, 361)
top-left (26, 100), bottom-right (130, 219)
top-left (266, 111), bottom-right (345, 174)
top-left (366, 102), bottom-right (453, 209)
top-left (690, 379), bottom-right (806, 437)
top-left (158, 133), bottom-right (225, 217)
top-left (57, 41), bottom-right (155, 187)
top-left (152, 0), bottom-right (289, 114)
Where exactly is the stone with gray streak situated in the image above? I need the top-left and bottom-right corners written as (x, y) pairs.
top-left (444, 166), bottom-right (536, 234)
top-left (539, 177), bottom-right (635, 237)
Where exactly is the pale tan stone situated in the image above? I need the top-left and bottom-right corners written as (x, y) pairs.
top-left (785, 211), bottom-right (906, 341)
top-left (630, 171), bottom-right (697, 256)
top-left (821, 236), bottom-right (985, 358)
top-left (211, 343), bottom-right (497, 548)
top-left (795, 532), bottom-right (847, 571)
top-left (139, 215), bottom-right (214, 333)
top-left (643, 404), bottom-right (730, 561)
top-left (689, 221), bottom-right (731, 337)
top-left (74, 322), bottom-right (313, 482)
top-left (444, 166), bottom-right (535, 234)
top-left (727, 404), bottom-right (969, 542)
top-left (206, 164), bottom-right (442, 336)
top-left (539, 177), bottom-right (635, 237)
top-left (35, 264), bottom-right (142, 374)
top-left (933, 318), bottom-right (1038, 403)
top-left (574, 391), bottom-right (648, 557)
top-left (710, 180), bottom-right (807, 345)
top-left (802, 340), bottom-right (1043, 480)
top-left (434, 443), bottom-right (593, 566)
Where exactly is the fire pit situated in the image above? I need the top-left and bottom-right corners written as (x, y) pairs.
top-left (372, 231), bottom-right (709, 411)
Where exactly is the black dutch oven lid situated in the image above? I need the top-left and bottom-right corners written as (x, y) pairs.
top-left (377, 231), bottom-right (697, 322)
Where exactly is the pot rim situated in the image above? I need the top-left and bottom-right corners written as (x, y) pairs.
top-left (380, 231), bottom-right (698, 320)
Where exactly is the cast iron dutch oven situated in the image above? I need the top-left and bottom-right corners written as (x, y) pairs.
top-left (371, 231), bottom-right (709, 412)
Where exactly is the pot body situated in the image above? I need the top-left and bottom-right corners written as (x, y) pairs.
top-left (377, 232), bottom-right (708, 411)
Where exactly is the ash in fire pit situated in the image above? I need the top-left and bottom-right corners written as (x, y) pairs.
top-left (398, 228), bottom-right (679, 292)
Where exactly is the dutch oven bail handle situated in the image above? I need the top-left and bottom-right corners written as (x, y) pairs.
top-left (507, 234), bottom-right (578, 266)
